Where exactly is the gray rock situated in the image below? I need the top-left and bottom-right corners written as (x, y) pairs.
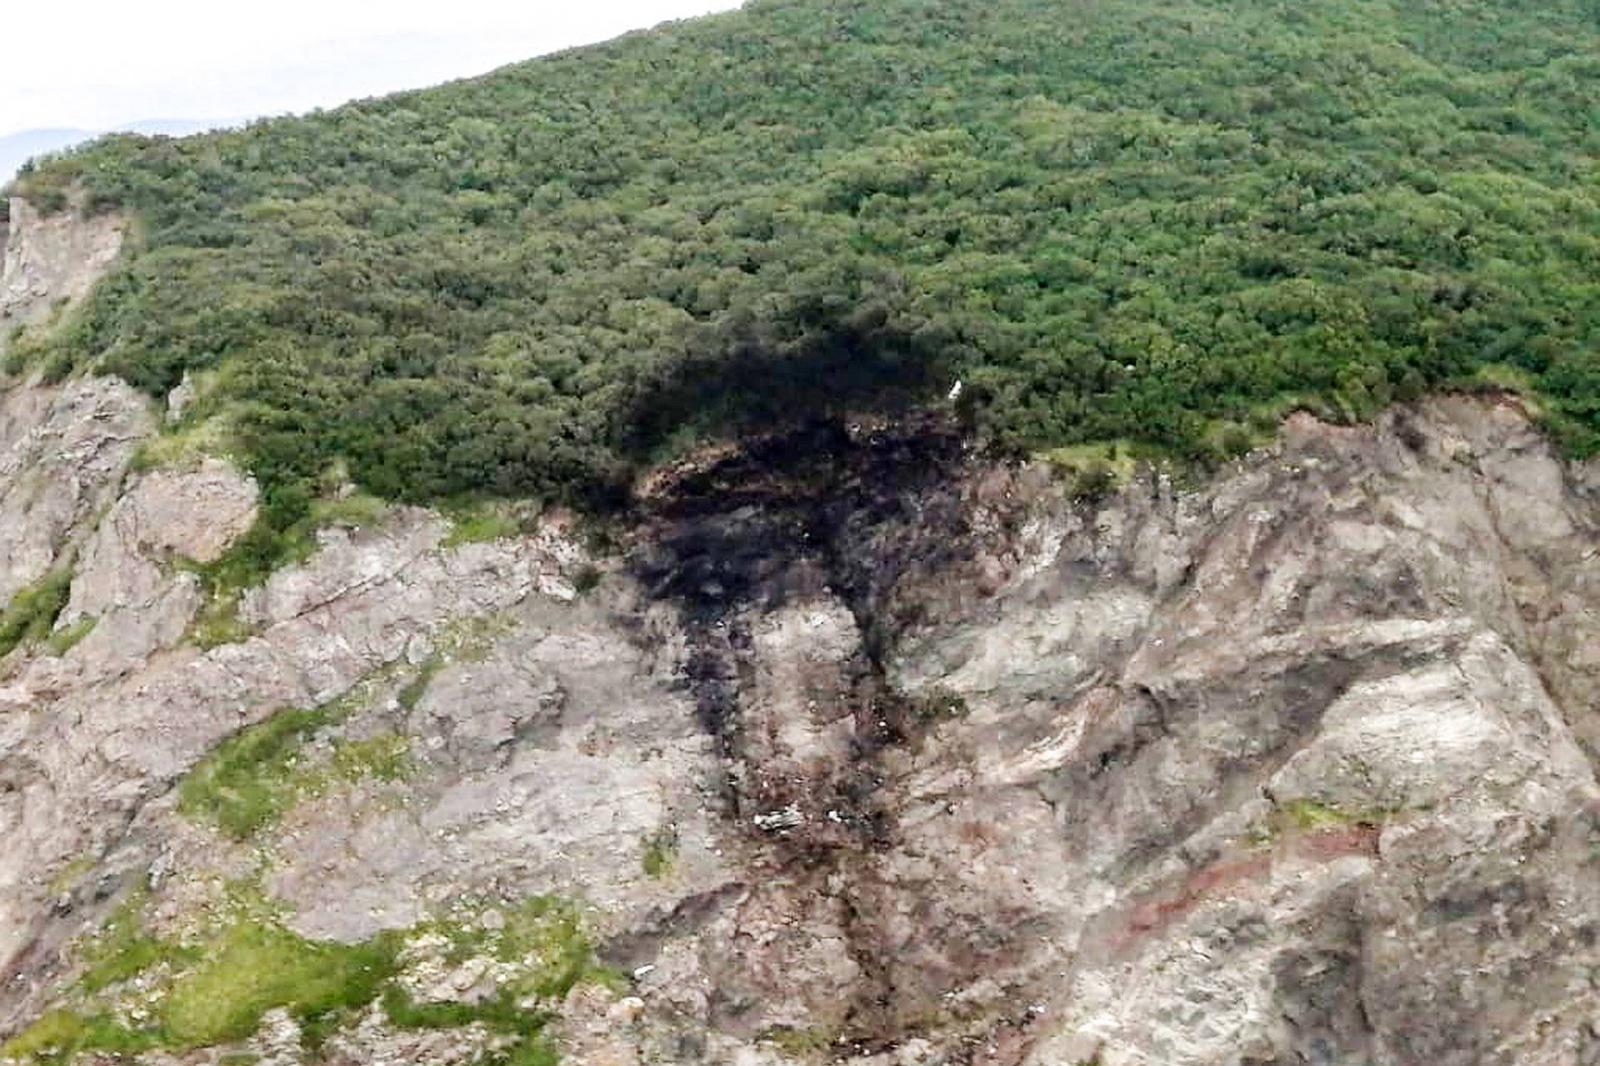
top-left (0, 380), bottom-right (1598, 1066)
top-left (0, 375), bottom-right (151, 606)
top-left (0, 196), bottom-right (124, 339)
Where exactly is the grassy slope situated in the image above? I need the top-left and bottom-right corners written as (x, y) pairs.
top-left (9, 0), bottom-right (1598, 523)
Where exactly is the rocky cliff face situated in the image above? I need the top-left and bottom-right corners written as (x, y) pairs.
top-left (0, 197), bottom-right (123, 340)
top-left (2, 200), bottom-right (1599, 1066)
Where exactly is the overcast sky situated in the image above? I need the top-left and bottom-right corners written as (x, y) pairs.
top-left (2, 0), bottom-right (743, 136)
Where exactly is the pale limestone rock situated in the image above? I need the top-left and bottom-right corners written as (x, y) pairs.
top-left (0, 197), bottom-right (146, 608)
top-left (0, 375), bottom-right (151, 605)
top-left (0, 196), bottom-right (124, 337)
top-left (164, 373), bottom-right (197, 423)
top-left (23, 458), bottom-right (260, 679)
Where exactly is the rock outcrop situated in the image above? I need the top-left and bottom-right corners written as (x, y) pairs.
top-left (0, 375), bottom-right (150, 605)
top-left (0, 196), bottom-right (123, 338)
top-left (0, 196), bottom-right (146, 605)
top-left (1, 198), bottom-right (1599, 1066)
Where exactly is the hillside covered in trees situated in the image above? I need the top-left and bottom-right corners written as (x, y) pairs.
top-left (9, 0), bottom-right (1599, 521)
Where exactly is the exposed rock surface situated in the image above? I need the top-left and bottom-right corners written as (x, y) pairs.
top-left (0, 197), bottom-right (147, 604)
top-left (0, 375), bottom-right (151, 604)
top-left (3, 204), bottom-right (1600, 1066)
top-left (2, 390), bottom-right (1597, 1066)
top-left (0, 196), bottom-right (124, 338)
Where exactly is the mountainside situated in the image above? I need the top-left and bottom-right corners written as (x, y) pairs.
top-left (2, 1), bottom-right (1600, 1064)
top-left (2, 200), bottom-right (1600, 1066)
top-left (8, 0), bottom-right (1599, 515)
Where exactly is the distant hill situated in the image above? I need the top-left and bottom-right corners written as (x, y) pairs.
top-left (1, 120), bottom-right (234, 185)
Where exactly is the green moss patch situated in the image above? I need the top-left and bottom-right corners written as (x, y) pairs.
top-left (4, 889), bottom-right (611, 1064)
top-left (1280, 798), bottom-right (1366, 831)
top-left (178, 670), bottom-right (413, 840)
top-left (1247, 796), bottom-right (1396, 847)
top-left (186, 593), bottom-right (257, 650)
top-left (442, 502), bottom-right (524, 548)
top-left (380, 897), bottom-right (615, 1065)
top-left (329, 734), bottom-right (413, 783)
top-left (43, 615), bottom-right (96, 657)
top-left (1041, 442), bottom-right (1142, 503)
top-left (424, 897), bottom-right (613, 996)
top-left (0, 568), bottom-right (73, 660)
top-left (0, 1009), bottom-right (159, 1063)
top-left (759, 1025), bottom-right (837, 1058)
top-left (641, 827), bottom-right (679, 880)
top-left (78, 891), bottom-right (192, 993)
top-left (312, 492), bottom-right (391, 531)
top-left (179, 706), bottom-right (332, 839)
top-left (160, 920), bottom-right (402, 1049)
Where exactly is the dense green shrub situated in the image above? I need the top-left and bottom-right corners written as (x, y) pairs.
top-left (9, 0), bottom-right (1598, 525)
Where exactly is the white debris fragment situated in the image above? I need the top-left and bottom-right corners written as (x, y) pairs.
top-left (753, 804), bottom-right (805, 832)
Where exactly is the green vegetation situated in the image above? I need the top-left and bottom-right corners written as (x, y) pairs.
top-left (759, 1025), bottom-right (837, 1057)
top-left (178, 490), bottom-right (386, 651)
top-left (442, 502), bottom-right (523, 548)
top-left (1043, 442), bottom-right (1142, 501)
top-left (160, 918), bottom-right (400, 1049)
top-left (329, 734), bottom-right (413, 783)
top-left (43, 614), bottom-right (96, 657)
top-left (9, 0), bottom-right (1600, 554)
top-left (179, 706), bottom-right (332, 838)
top-left (382, 987), bottom-right (560, 1066)
top-left (47, 858), bottom-right (96, 897)
top-left (1246, 796), bottom-right (1395, 846)
top-left (312, 492), bottom-right (391, 530)
top-left (78, 890), bottom-right (192, 993)
top-left (0, 301), bottom-right (76, 381)
top-left (0, 568), bottom-right (73, 660)
top-left (177, 508), bottom-right (325, 646)
top-left (414, 896), bottom-right (615, 999)
top-left (395, 658), bottom-right (440, 712)
top-left (1, 890), bottom-right (399, 1060)
top-left (1283, 799), bottom-right (1354, 831)
top-left (128, 414), bottom-right (233, 474)
top-left (185, 592), bottom-right (256, 650)
top-left (177, 490), bottom-right (391, 650)
top-left (1, 890), bottom-right (610, 1064)
top-left (0, 1009), bottom-right (158, 1063)
top-left (641, 826), bottom-right (679, 879)
top-left (1278, 797), bottom-right (1383, 831)
top-left (177, 674), bottom-right (412, 840)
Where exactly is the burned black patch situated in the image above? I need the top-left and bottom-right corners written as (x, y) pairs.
top-left (620, 414), bottom-right (1056, 1050)
top-left (627, 414), bottom-right (978, 838)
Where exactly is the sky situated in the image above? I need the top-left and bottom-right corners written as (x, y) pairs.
top-left (1, 0), bottom-right (744, 136)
